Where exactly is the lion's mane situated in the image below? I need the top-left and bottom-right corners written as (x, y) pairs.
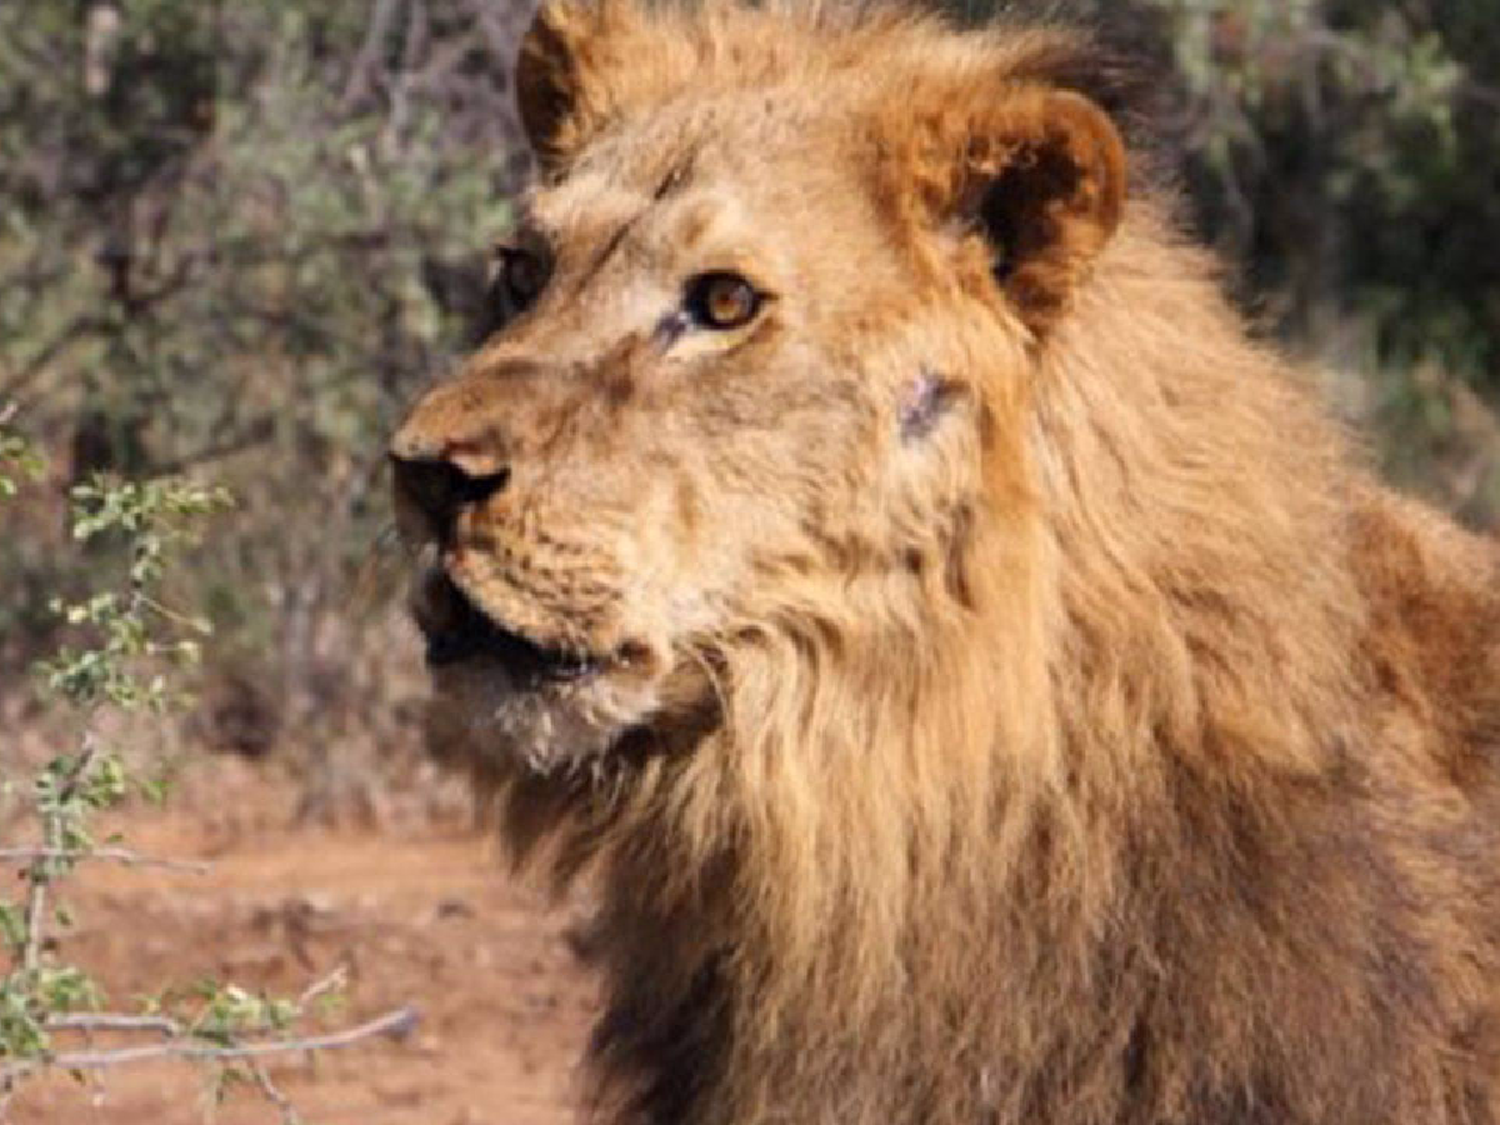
top-left (446, 5), bottom-right (1500, 1123)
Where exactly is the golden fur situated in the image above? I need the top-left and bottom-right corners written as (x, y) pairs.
top-left (389, 3), bottom-right (1500, 1122)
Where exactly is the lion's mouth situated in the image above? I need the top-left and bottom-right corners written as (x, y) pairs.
top-left (415, 570), bottom-right (607, 686)
top-left (409, 562), bottom-right (711, 774)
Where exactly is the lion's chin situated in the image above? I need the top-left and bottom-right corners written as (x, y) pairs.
top-left (408, 565), bottom-right (651, 772)
top-left (422, 654), bottom-right (661, 776)
top-left (408, 566), bottom-right (718, 777)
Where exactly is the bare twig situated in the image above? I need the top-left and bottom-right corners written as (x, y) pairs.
top-left (1, 1006), bottom-right (419, 1081)
top-left (145, 416), bottom-right (276, 479)
top-left (21, 738), bottom-right (101, 973)
top-left (248, 1060), bottom-right (304, 1125)
top-left (20, 858), bottom-right (49, 975)
top-left (46, 1013), bottom-right (181, 1036)
top-left (0, 313), bottom-right (112, 403)
top-left (341, 0), bottom-right (404, 111)
top-left (295, 965), bottom-right (349, 1011)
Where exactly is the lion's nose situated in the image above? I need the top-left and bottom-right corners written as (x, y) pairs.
top-left (389, 452), bottom-right (510, 542)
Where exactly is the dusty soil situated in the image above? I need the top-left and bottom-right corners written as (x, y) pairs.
top-left (10, 758), bottom-right (596, 1125)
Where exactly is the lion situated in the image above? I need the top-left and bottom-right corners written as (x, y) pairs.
top-left (388, 2), bottom-right (1500, 1122)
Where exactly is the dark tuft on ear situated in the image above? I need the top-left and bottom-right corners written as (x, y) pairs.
top-left (515, 0), bottom-right (607, 172)
top-left (516, 12), bottom-right (577, 167)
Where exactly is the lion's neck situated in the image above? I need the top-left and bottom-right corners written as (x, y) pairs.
top-left (582, 586), bottom-right (1165, 1122)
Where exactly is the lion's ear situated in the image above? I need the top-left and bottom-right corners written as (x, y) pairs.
top-left (926, 87), bottom-right (1127, 334)
top-left (516, 1), bottom-right (602, 171)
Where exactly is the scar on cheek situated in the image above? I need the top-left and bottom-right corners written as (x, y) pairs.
top-left (900, 369), bottom-right (962, 441)
top-left (655, 310), bottom-right (692, 349)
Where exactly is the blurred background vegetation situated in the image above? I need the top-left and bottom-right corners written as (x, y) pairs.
top-left (2, 0), bottom-right (1497, 790)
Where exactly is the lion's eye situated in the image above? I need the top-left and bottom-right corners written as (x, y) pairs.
top-left (684, 272), bottom-right (762, 331)
top-left (497, 247), bottom-right (547, 312)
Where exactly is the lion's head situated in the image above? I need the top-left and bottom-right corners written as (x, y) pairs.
top-left (385, 6), bottom-right (1472, 1124)
top-left (391, 0), bottom-right (1129, 779)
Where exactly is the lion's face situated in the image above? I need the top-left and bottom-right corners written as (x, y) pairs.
top-left (393, 104), bottom-right (964, 772)
top-left (390, 2), bottom-right (1126, 774)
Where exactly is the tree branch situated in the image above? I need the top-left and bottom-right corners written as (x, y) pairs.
top-left (4, 1005), bottom-right (419, 1080)
top-left (0, 314), bottom-right (113, 403)
top-left (341, 0), bottom-right (405, 112)
top-left (46, 1013), bottom-right (180, 1036)
top-left (21, 739), bottom-right (101, 974)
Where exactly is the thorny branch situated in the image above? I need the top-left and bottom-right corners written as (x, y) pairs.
top-left (249, 1058), bottom-right (305, 1125)
top-left (45, 1013), bottom-right (180, 1035)
top-left (2, 1005), bottom-right (419, 1082)
top-left (20, 737), bottom-right (100, 975)
top-left (6, 966), bottom-right (415, 1114)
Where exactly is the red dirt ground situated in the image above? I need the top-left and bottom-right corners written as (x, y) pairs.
top-left (10, 758), bottom-right (596, 1125)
